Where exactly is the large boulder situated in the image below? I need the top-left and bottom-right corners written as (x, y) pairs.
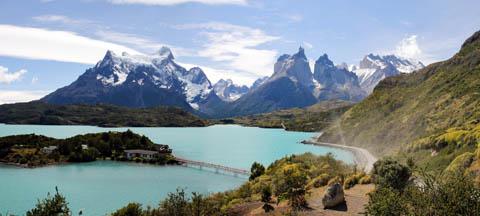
top-left (322, 183), bottom-right (345, 208)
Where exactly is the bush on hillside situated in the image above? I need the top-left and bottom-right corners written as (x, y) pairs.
top-left (372, 158), bottom-right (411, 190)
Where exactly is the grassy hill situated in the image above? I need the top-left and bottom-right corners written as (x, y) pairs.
top-left (320, 30), bottom-right (480, 156)
top-left (229, 100), bottom-right (353, 132)
top-left (0, 102), bottom-right (208, 127)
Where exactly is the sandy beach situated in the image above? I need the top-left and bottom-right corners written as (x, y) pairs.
top-left (301, 139), bottom-right (377, 172)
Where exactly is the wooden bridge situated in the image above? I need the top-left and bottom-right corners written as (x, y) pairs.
top-left (175, 157), bottom-right (250, 177)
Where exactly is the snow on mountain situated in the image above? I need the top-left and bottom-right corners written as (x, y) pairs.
top-left (250, 76), bottom-right (269, 90)
top-left (271, 47), bottom-right (314, 88)
top-left (312, 54), bottom-right (366, 101)
top-left (42, 47), bottom-right (219, 111)
top-left (353, 54), bottom-right (424, 93)
top-left (213, 79), bottom-right (249, 102)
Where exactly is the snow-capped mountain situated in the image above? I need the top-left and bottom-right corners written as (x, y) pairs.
top-left (312, 54), bottom-right (366, 101)
top-left (213, 79), bottom-right (249, 102)
top-left (250, 76), bottom-right (269, 90)
top-left (224, 47), bottom-right (365, 117)
top-left (353, 54), bottom-right (424, 93)
top-left (270, 47), bottom-right (315, 88)
top-left (41, 47), bottom-right (223, 114)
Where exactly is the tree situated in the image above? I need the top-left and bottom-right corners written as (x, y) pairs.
top-left (278, 166), bottom-right (308, 210)
top-left (372, 158), bottom-right (411, 190)
top-left (159, 188), bottom-right (189, 216)
top-left (190, 192), bottom-right (204, 216)
top-left (110, 203), bottom-right (143, 216)
top-left (26, 187), bottom-right (70, 216)
top-left (249, 162), bottom-right (265, 181)
top-left (261, 185), bottom-right (274, 213)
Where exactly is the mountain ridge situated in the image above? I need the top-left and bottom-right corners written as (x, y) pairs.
top-left (319, 30), bottom-right (480, 155)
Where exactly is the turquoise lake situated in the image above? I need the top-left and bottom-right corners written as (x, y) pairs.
top-left (0, 124), bottom-right (353, 215)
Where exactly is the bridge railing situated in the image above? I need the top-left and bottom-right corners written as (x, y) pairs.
top-left (175, 157), bottom-right (250, 176)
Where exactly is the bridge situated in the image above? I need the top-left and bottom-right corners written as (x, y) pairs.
top-left (175, 157), bottom-right (250, 177)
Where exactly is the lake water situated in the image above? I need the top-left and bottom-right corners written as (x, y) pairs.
top-left (0, 124), bottom-right (353, 215)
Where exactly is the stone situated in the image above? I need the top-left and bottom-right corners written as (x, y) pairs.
top-left (322, 183), bottom-right (345, 209)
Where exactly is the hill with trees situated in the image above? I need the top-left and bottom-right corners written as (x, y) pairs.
top-left (0, 102), bottom-right (208, 127)
top-left (0, 131), bottom-right (174, 167)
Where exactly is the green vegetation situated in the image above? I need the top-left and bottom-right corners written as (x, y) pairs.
top-left (249, 162), bottom-right (265, 181)
top-left (320, 30), bottom-right (480, 155)
top-left (0, 131), bottom-right (174, 167)
top-left (260, 185), bottom-right (274, 212)
top-left (0, 102), bottom-right (208, 127)
top-left (230, 100), bottom-right (353, 132)
top-left (26, 187), bottom-right (70, 216)
top-left (108, 153), bottom-right (354, 215)
top-left (365, 158), bottom-right (480, 215)
top-left (371, 158), bottom-right (411, 190)
top-left (14, 153), bottom-right (361, 215)
top-left (393, 123), bottom-right (480, 180)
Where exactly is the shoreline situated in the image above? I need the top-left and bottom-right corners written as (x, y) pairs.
top-left (301, 139), bottom-right (377, 172)
top-left (0, 158), bottom-right (180, 169)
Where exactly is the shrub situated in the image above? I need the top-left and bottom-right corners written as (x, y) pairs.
top-left (359, 175), bottom-right (372, 184)
top-left (327, 176), bottom-right (342, 186)
top-left (249, 162), bottom-right (265, 181)
top-left (307, 173), bottom-right (330, 189)
top-left (110, 203), bottom-right (143, 216)
top-left (364, 186), bottom-right (407, 216)
top-left (344, 176), bottom-right (358, 189)
top-left (372, 158), bottom-right (411, 190)
top-left (26, 187), bottom-right (70, 216)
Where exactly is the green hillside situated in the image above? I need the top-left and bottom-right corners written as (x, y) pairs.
top-left (0, 102), bottom-right (208, 127)
top-left (320, 30), bottom-right (480, 156)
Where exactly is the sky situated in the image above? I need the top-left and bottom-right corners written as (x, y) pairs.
top-left (0, 0), bottom-right (479, 104)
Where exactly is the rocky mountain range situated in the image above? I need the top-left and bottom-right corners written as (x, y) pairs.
top-left (40, 46), bottom-right (424, 118)
top-left (225, 47), bottom-right (366, 117)
top-left (41, 47), bottom-right (224, 116)
top-left (213, 79), bottom-right (249, 102)
top-left (352, 54), bottom-right (424, 93)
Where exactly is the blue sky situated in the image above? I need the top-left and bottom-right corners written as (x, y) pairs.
top-left (0, 0), bottom-right (479, 103)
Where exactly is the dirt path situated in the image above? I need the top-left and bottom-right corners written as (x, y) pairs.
top-left (301, 140), bottom-right (377, 172)
top-left (235, 184), bottom-right (375, 216)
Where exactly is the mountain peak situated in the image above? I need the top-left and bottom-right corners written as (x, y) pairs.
top-left (213, 78), bottom-right (249, 101)
top-left (315, 53), bottom-right (334, 66)
top-left (292, 46), bottom-right (307, 59)
top-left (98, 50), bottom-right (121, 68)
top-left (157, 46), bottom-right (174, 59)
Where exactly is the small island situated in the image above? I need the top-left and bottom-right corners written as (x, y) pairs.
top-left (0, 130), bottom-right (176, 168)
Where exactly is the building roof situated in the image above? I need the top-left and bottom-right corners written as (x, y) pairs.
top-left (42, 146), bottom-right (57, 150)
top-left (124, 149), bottom-right (158, 155)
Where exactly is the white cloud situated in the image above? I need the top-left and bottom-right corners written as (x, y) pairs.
top-left (395, 35), bottom-right (422, 59)
top-left (0, 66), bottom-right (27, 84)
top-left (32, 15), bottom-right (91, 25)
top-left (302, 41), bottom-right (313, 49)
top-left (108, 0), bottom-right (248, 6)
top-left (94, 30), bottom-right (194, 57)
top-left (0, 90), bottom-right (50, 104)
top-left (33, 14), bottom-right (194, 57)
top-left (176, 22), bottom-right (279, 80)
top-left (0, 24), bottom-right (140, 64)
